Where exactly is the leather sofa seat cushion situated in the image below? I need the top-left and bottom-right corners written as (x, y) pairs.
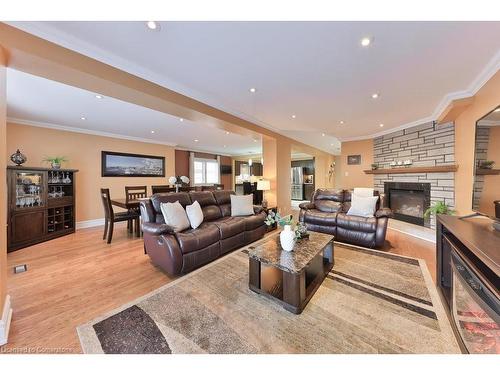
top-left (243, 211), bottom-right (266, 231)
top-left (212, 216), bottom-right (246, 239)
top-left (314, 189), bottom-right (344, 202)
top-left (151, 192), bottom-right (191, 214)
top-left (315, 200), bottom-right (342, 213)
top-left (174, 223), bottom-right (220, 254)
top-left (303, 209), bottom-right (337, 226)
top-left (336, 213), bottom-right (377, 233)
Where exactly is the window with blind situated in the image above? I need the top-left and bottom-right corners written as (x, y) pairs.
top-left (193, 158), bottom-right (220, 185)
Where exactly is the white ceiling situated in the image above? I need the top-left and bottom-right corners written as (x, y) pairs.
top-left (6, 69), bottom-right (262, 156)
top-left (7, 21), bottom-right (500, 153)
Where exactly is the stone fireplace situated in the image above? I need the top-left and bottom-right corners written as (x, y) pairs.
top-left (385, 182), bottom-right (431, 227)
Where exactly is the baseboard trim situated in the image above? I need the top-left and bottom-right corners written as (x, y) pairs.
top-left (0, 295), bottom-right (13, 346)
top-left (76, 218), bottom-right (105, 229)
top-left (388, 226), bottom-right (436, 244)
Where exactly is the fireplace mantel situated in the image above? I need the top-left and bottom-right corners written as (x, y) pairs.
top-left (364, 165), bottom-right (458, 175)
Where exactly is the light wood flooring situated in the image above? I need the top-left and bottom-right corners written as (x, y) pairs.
top-left (3, 223), bottom-right (436, 353)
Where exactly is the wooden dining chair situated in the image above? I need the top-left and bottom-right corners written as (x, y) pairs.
top-left (100, 188), bottom-right (140, 244)
top-left (125, 186), bottom-right (147, 232)
top-left (151, 185), bottom-right (175, 194)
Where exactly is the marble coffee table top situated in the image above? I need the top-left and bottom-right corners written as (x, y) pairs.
top-left (247, 231), bottom-right (334, 274)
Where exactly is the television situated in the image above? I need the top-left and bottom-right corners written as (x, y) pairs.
top-left (472, 105), bottom-right (500, 220)
top-left (220, 164), bottom-right (232, 175)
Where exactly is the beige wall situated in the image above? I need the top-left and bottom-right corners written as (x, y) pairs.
top-left (478, 125), bottom-right (500, 216)
top-left (0, 47), bottom-right (7, 314)
top-left (338, 139), bottom-right (374, 189)
top-left (454, 70), bottom-right (500, 215)
top-left (6, 123), bottom-right (176, 222)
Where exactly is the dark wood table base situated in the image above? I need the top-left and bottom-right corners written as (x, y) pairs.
top-left (249, 241), bottom-right (334, 314)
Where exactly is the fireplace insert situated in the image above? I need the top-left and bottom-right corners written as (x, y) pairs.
top-left (385, 182), bottom-right (431, 226)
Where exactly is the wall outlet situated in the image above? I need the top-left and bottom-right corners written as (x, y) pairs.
top-left (344, 171), bottom-right (349, 176)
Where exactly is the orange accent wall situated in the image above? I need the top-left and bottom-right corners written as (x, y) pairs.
top-left (174, 150), bottom-right (190, 177)
top-left (6, 122), bottom-right (176, 222)
top-left (478, 125), bottom-right (500, 217)
top-left (0, 47), bottom-right (7, 313)
top-left (454, 70), bottom-right (500, 215)
top-left (338, 139), bottom-right (374, 189)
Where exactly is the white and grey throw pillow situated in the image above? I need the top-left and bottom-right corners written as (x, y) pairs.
top-left (185, 200), bottom-right (204, 229)
top-left (160, 201), bottom-right (191, 232)
top-left (347, 194), bottom-right (378, 217)
top-left (230, 194), bottom-right (254, 216)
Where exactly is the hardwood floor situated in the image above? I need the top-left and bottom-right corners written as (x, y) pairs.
top-left (2, 224), bottom-right (436, 353)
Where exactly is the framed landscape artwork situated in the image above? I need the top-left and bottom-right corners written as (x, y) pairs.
top-left (347, 154), bottom-right (361, 165)
top-left (101, 151), bottom-right (165, 177)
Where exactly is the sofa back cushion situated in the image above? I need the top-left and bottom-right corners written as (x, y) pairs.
top-left (313, 189), bottom-right (344, 203)
top-left (213, 190), bottom-right (235, 217)
top-left (188, 191), bottom-right (222, 221)
top-left (315, 200), bottom-right (343, 213)
top-left (151, 192), bottom-right (192, 224)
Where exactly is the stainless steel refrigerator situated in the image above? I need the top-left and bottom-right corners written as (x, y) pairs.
top-left (291, 167), bottom-right (304, 200)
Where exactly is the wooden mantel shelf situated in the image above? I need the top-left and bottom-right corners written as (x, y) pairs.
top-left (364, 165), bottom-right (458, 175)
top-left (476, 168), bottom-right (500, 175)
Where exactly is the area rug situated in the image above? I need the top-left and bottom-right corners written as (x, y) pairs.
top-left (77, 237), bottom-right (460, 354)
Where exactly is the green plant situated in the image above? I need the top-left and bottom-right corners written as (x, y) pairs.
top-left (424, 201), bottom-right (455, 219)
top-left (43, 156), bottom-right (68, 164)
top-left (371, 163), bottom-right (379, 170)
top-left (479, 160), bottom-right (495, 169)
top-left (264, 212), bottom-right (308, 239)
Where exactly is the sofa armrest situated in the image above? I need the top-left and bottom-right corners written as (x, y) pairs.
top-left (299, 202), bottom-right (315, 210)
top-left (253, 205), bottom-right (264, 214)
top-left (375, 208), bottom-right (393, 218)
top-left (142, 222), bottom-right (175, 236)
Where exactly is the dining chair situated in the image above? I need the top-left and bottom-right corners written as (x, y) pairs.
top-left (100, 188), bottom-right (140, 244)
top-left (151, 185), bottom-right (176, 194)
top-left (125, 186), bottom-right (147, 232)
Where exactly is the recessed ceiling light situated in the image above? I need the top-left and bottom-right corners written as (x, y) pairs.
top-left (339, 120), bottom-right (344, 125)
top-left (379, 123), bottom-right (384, 127)
top-left (494, 108), bottom-right (500, 112)
top-left (253, 139), bottom-right (258, 142)
top-left (146, 21), bottom-right (160, 31)
top-left (330, 143), bottom-right (335, 146)
top-left (150, 130), bottom-right (155, 134)
top-left (249, 87), bottom-right (257, 93)
top-left (223, 145), bottom-right (227, 148)
top-left (179, 118), bottom-right (184, 122)
top-left (95, 95), bottom-right (103, 99)
top-left (372, 93), bottom-right (379, 99)
top-left (322, 133), bottom-right (325, 137)
top-left (291, 115), bottom-right (296, 119)
top-left (80, 116), bottom-right (86, 120)
top-left (361, 37), bottom-right (372, 47)
top-left (194, 139), bottom-right (199, 142)
top-left (225, 131), bottom-right (230, 135)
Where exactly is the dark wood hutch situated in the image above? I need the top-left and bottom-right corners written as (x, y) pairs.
top-left (7, 166), bottom-right (78, 252)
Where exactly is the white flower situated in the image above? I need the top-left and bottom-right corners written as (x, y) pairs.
top-left (180, 176), bottom-right (190, 184)
top-left (168, 176), bottom-right (177, 185)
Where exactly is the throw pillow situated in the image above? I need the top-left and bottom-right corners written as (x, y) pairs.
top-left (185, 200), bottom-right (204, 229)
top-left (347, 194), bottom-right (379, 217)
top-left (230, 194), bottom-right (254, 216)
top-left (353, 187), bottom-right (374, 197)
top-left (160, 201), bottom-right (190, 232)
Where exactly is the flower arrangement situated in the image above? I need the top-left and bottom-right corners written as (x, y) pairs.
top-left (265, 211), bottom-right (309, 240)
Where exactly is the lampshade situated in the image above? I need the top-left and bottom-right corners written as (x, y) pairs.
top-left (257, 180), bottom-right (270, 191)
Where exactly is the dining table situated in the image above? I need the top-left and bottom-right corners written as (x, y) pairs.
top-left (110, 198), bottom-right (142, 237)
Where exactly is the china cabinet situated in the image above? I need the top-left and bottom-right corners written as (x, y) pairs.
top-left (7, 166), bottom-right (78, 252)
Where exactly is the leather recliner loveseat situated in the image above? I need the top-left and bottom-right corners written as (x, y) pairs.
top-left (140, 190), bottom-right (266, 276)
top-left (299, 189), bottom-right (393, 248)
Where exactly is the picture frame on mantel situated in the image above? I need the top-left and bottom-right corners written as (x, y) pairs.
top-left (347, 154), bottom-right (361, 165)
top-left (101, 151), bottom-right (165, 177)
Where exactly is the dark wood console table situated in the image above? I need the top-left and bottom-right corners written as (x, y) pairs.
top-left (436, 215), bottom-right (500, 354)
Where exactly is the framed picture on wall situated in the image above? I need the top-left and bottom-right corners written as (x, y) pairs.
top-left (347, 154), bottom-right (361, 165)
top-left (101, 151), bottom-right (165, 177)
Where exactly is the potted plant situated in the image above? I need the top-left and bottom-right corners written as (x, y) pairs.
top-left (43, 156), bottom-right (68, 169)
top-left (371, 163), bottom-right (379, 170)
top-left (479, 160), bottom-right (495, 170)
top-left (265, 212), bottom-right (308, 251)
top-left (424, 201), bottom-right (456, 219)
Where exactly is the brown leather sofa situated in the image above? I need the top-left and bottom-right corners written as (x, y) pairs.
top-left (299, 189), bottom-right (393, 248)
top-left (140, 190), bottom-right (266, 275)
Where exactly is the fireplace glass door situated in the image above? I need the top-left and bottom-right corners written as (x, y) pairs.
top-left (389, 189), bottom-right (425, 226)
top-left (451, 251), bottom-right (500, 354)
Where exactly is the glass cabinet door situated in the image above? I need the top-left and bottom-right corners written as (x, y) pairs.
top-left (14, 171), bottom-right (45, 209)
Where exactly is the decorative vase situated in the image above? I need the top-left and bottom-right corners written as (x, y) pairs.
top-left (10, 149), bottom-right (27, 166)
top-left (280, 225), bottom-right (296, 252)
top-left (51, 163), bottom-right (61, 170)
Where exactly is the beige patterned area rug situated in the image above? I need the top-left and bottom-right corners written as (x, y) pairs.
top-left (77, 238), bottom-right (460, 354)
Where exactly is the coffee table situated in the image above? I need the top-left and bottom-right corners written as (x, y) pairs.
top-left (247, 231), bottom-right (334, 314)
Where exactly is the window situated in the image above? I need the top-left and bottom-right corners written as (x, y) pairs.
top-left (193, 158), bottom-right (220, 185)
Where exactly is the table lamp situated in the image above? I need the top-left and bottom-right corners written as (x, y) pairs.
top-left (256, 179), bottom-right (270, 209)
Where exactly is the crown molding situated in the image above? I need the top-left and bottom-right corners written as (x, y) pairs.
top-left (7, 117), bottom-right (178, 147)
top-left (173, 146), bottom-right (232, 157)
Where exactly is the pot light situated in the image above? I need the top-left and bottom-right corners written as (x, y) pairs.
top-left (371, 93), bottom-right (379, 99)
top-left (151, 130), bottom-right (155, 134)
top-left (194, 139), bottom-right (199, 142)
top-left (249, 87), bottom-right (257, 93)
top-left (331, 143), bottom-right (335, 146)
top-left (379, 123), bottom-right (384, 127)
top-left (179, 118), bottom-right (184, 122)
top-left (225, 131), bottom-right (230, 135)
top-left (253, 139), bottom-right (258, 143)
top-left (146, 21), bottom-right (160, 31)
top-left (291, 115), bottom-right (296, 119)
top-left (361, 37), bottom-right (372, 47)
top-left (80, 116), bottom-right (86, 120)
top-left (322, 133), bottom-right (326, 137)
top-left (223, 145), bottom-right (227, 148)
top-left (339, 120), bottom-right (344, 125)
top-left (494, 108), bottom-right (500, 112)
top-left (95, 95), bottom-right (103, 99)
